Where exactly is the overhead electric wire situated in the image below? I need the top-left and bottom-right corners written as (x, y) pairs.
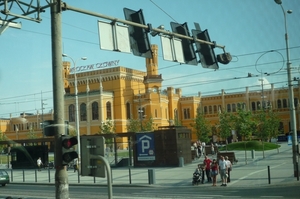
top-left (2, 3), bottom-right (300, 117)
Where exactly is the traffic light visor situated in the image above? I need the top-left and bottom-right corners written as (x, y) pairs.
top-left (62, 137), bottom-right (78, 149)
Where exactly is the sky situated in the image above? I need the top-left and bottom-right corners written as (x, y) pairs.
top-left (0, 0), bottom-right (300, 118)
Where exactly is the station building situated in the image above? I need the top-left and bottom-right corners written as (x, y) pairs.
top-left (0, 45), bottom-right (298, 144)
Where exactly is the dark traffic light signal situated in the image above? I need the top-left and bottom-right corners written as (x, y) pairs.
top-left (192, 29), bottom-right (219, 69)
top-left (170, 22), bottom-right (197, 66)
top-left (61, 135), bottom-right (78, 165)
top-left (124, 8), bottom-right (152, 58)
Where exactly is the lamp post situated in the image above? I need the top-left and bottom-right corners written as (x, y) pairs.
top-left (274, 0), bottom-right (298, 177)
top-left (62, 53), bottom-right (87, 168)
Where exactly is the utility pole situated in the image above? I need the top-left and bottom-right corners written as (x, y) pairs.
top-left (51, 0), bottom-right (69, 198)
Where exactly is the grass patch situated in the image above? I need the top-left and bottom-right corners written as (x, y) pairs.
top-left (218, 141), bottom-right (280, 151)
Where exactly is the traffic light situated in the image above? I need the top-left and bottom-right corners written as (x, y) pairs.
top-left (123, 8), bottom-right (152, 58)
top-left (81, 135), bottom-right (105, 177)
top-left (170, 22), bottom-right (197, 66)
top-left (61, 135), bottom-right (78, 165)
top-left (217, 52), bottom-right (232, 65)
top-left (192, 29), bottom-right (219, 69)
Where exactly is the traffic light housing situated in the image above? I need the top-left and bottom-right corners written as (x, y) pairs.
top-left (61, 135), bottom-right (78, 165)
top-left (123, 8), bottom-right (152, 58)
top-left (192, 29), bottom-right (219, 69)
top-left (81, 135), bottom-right (106, 177)
top-left (170, 22), bottom-right (197, 65)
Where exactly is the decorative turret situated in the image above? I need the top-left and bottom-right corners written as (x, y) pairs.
top-left (146, 44), bottom-right (158, 76)
top-left (144, 44), bottom-right (163, 92)
top-left (63, 61), bottom-right (71, 94)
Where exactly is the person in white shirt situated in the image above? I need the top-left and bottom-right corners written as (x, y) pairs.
top-left (219, 156), bottom-right (228, 186)
top-left (225, 156), bottom-right (232, 183)
top-left (37, 157), bottom-right (43, 171)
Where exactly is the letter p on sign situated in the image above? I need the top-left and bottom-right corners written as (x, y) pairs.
top-left (141, 140), bottom-right (150, 153)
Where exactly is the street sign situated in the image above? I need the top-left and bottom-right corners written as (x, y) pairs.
top-left (160, 35), bottom-right (185, 64)
top-left (98, 20), bottom-right (131, 53)
top-left (136, 133), bottom-right (155, 161)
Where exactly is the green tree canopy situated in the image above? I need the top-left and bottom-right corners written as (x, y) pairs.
top-left (126, 116), bottom-right (154, 132)
top-left (191, 109), bottom-right (211, 143)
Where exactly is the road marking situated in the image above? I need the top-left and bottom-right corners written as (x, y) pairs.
top-left (230, 162), bottom-right (286, 186)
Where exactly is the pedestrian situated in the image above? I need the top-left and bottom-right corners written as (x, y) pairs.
top-left (37, 157), bottom-right (43, 171)
top-left (197, 142), bottom-right (202, 158)
top-left (193, 142), bottom-right (198, 158)
top-left (210, 159), bottom-right (219, 186)
top-left (203, 156), bottom-right (212, 183)
top-left (219, 156), bottom-right (228, 186)
top-left (202, 141), bottom-right (206, 156)
top-left (199, 163), bottom-right (206, 184)
top-left (225, 156), bottom-right (232, 183)
top-left (211, 143), bottom-right (215, 156)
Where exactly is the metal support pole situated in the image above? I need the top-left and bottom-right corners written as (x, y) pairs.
top-left (129, 167), bottom-right (132, 184)
top-left (268, 166), bottom-right (271, 184)
top-left (35, 170), bottom-right (37, 182)
top-left (62, 54), bottom-right (87, 171)
top-left (10, 170), bottom-right (13, 182)
top-left (89, 155), bottom-right (113, 199)
top-left (275, 1), bottom-right (298, 177)
top-left (51, 1), bottom-right (69, 198)
top-left (48, 169), bottom-right (51, 183)
top-left (23, 170), bottom-right (25, 182)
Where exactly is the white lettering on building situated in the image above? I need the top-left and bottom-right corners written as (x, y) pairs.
top-left (70, 60), bottom-right (120, 73)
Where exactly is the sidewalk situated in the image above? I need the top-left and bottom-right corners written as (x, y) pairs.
top-left (2, 142), bottom-right (299, 188)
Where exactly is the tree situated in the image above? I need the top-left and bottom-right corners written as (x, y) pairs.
top-left (232, 107), bottom-right (256, 164)
top-left (126, 116), bottom-right (155, 132)
top-left (254, 109), bottom-right (280, 157)
top-left (27, 126), bottom-right (38, 145)
top-left (191, 109), bottom-right (211, 144)
top-left (0, 130), bottom-right (7, 153)
top-left (98, 119), bottom-right (116, 134)
top-left (98, 119), bottom-right (116, 146)
top-left (218, 110), bottom-right (234, 151)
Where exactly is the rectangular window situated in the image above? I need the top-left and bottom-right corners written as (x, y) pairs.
top-left (183, 108), bottom-right (190, 119)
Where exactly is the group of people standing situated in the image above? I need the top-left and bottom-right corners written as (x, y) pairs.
top-left (196, 155), bottom-right (232, 187)
top-left (193, 141), bottom-right (206, 158)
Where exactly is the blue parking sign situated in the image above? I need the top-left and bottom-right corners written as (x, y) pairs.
top-left (136, 133), bottom-right (155, 161)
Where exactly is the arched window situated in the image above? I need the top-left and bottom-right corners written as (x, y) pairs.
top-left (209, 106), bottom-right (212, 114)
top-left (213, 105), bottom-right (217, 114)
top-left (227, 104), bottom-right (231, 112)
top-left (106, 101), bottom-right (112, 119)
top-left (294, 98), bottom-right (298, 108)
top-left (92, 102), bottom-right (99, 120)
top-left (174, 109), bottom-right (178, 124)
top-left (283, 99), bottom-right (287, 108)
top-left (68, 104), bottom-right (75, 122)
top-left (80, 103), bottom-right (87, 121)
top-left (204, 106), bottom-right (208, 114)
top-left (232, 104), bottom-right (236, 112)
top-left (277, 99), bottom-right (282, 108)
top-left (184, 108), bottom-right (190, 119)
top-left (251, 102), bottom-right (256, 111)
top-left (126, 102), bottom-right (131, 119)
top-left (155, 109), bottom-right (158, 118)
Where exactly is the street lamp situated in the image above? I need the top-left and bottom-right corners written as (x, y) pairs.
top-left (62, 53), bottom-right (87, 168)
top-left (274, 0), bottom-right (298, 177)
